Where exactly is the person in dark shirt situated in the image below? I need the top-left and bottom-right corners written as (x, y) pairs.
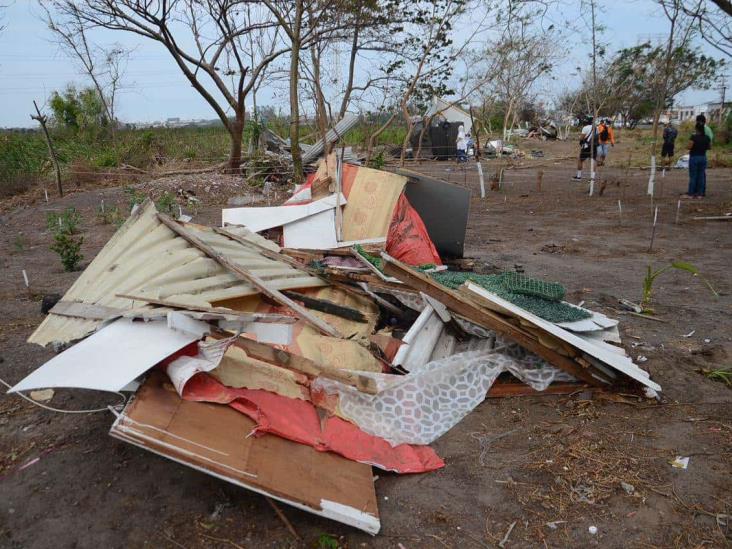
top-left (683, 121), bottom-right (711, 199)
top-left (661, 122), bottom-right (678, 170)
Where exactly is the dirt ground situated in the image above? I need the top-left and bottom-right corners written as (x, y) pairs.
top-left (0, 137), bottom-right (730, 549)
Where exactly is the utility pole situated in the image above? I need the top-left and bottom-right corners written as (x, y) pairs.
top-left (716, 74), bottom-right (728, 125)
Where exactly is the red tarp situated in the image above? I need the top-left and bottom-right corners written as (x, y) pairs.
top-left (385, 193), bottom-right (442, 266)
top-left (176, 371), bottom-right (444, 474)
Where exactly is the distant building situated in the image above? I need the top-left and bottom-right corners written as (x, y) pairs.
top-left (425, 97), bottom-right (473, 134)
top-left (668, 101), bottom-right (731, 124)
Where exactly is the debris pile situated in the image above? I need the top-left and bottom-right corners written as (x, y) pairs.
top-left (10, 156), bottom-right (661, 535)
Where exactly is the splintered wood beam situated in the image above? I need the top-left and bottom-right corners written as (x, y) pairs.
top-left (217, 331), bottom-right (379, 395)
top-left (214, 227), bottom-right (368, 300)
top-left (486, 382), bottom-right (589, 398)
top-left (157, 214), bottom-right (343, 338)
top-left (50, 301), bottom-right (123, 321)
top-left (115, 294), bottom-right (296, 324)
top-left (381, 254), bottom-right (603, 387)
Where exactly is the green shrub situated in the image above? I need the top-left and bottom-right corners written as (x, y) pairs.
top-left (155, 191), bottom-right (177, 216)
top-left (50, 231), bottom-right (84, 272)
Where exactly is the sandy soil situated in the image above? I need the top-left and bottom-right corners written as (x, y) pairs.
top-left (0, 137), bottom-right (730, 549)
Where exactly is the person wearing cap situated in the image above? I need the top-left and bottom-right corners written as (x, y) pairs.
top-left (572, 117), bottom-right (596, 180)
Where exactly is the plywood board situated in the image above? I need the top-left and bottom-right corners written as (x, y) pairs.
top-left (11, 319), bottom-right (200, 393)
top-left (341, 168), bottom-right (406, 241)
top-left (110, 373), bottom-right (380, 533)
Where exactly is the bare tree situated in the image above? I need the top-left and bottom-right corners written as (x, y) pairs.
top-left (661, 0), bottom-right (732, 57)
top-left (45, 1), bottom-right (289, 171)
top-left (41, 4), bottom-right (128, 135)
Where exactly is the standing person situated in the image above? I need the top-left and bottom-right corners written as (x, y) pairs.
top-left (456, 125), bottom-right (468, 163)
top-left (661, 121), bottom-right (678, 170)
top-left (572, 117), bottom-right (596, 180)
top-left (596, 118), bottom-right (615, 166)
top-left (683, 121), bottom-right (711, 199)
top-left (696, 113), bottom-right (714, 144)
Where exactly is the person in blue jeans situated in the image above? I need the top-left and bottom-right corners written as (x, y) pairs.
top-left (683, 121), bottom-right (711, 199)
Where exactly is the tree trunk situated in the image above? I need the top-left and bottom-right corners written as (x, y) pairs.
top-left (289, 0), bottom-right (304, 184)
top-left (366, 113), bottom-right (397, 165)
top-left (227, 117), bottom-right (244, 172)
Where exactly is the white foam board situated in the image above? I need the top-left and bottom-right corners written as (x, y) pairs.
top-left (9, 318), bottom-right (200, 393)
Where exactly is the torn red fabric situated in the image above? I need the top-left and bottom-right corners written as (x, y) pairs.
top-left (386, 193), bottom-right (442, 266)
top-left (178, 372), bottom-right (444, 474)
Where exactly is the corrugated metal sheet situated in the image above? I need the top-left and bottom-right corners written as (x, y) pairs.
top-left (301, 114), bottom-right (360, 165)
top-left (29, 201), bottom-right (326, 348)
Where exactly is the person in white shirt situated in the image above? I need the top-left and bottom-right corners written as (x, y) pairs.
top-left (572, 118), bottom-right (597, 181)
top-left (456, 125), bottom-right (468, 163)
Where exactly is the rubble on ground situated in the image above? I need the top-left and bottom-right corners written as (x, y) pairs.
top-left (9, 154), bottom-right (661, 535)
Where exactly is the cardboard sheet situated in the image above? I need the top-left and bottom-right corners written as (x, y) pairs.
top-left (341, 166), bottom-right (407, 241)
top-left (110, 373), bottom-right (380, 533)
top-left (10, 318), bottom-right (200, 393)
top-left (222, 194), bottom-right (346, 232)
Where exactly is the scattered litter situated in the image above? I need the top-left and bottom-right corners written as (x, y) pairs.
top-left (670, 456), bottom-right (690, 469)
top-left (30, 389), bottom-right (54, 402)
top-left (546, 520), bottom-right (566, 530)
top-left (588, 525), bottom-right (598, 535)
top-left (683, 330), bottom-right (696, 338)
top-left (704, 338), bottom-right (711, 343)
top-left (637, 355), bottom-right (648, 363)
top-left (620, 481), bottom-right (635, 495)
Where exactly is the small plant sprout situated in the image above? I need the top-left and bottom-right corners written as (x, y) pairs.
top-left (641, 261), bottom-right (717, 314)
top-left (698, 367), bottom-right (732, 387)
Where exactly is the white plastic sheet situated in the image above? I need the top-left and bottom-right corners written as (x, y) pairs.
top-left (314, 349), bottom-right (573, 446)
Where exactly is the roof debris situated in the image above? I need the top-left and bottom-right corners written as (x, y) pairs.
top-left (10, 155), bottom-right (661, 536)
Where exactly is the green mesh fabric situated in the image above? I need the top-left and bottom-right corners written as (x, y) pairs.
top-left (430, 271), bottom-right (590, 323)
top-left (495, 272), bottom-right (565, 301)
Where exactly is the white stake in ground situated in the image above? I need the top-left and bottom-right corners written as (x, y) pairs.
top-left (675, 199), bottom-right (681, 224)
top-left (22, 269), bottom-right (29, 288)
top-left (618, 200), bottom-right (623, 226)
top-left (648, 206), bottom-right (659, 252)
top-left (647, 155), bottom-right (656, 196)
top-left (477, 162), bottom-right (485, 198)
top-left (44, 189), bottom-right (48, 203)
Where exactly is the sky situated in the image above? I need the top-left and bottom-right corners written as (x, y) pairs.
top-left (0, 0), bottom-right (728, 128)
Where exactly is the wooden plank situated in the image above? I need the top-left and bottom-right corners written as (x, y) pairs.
top-left (50, 301), bottom-right (123, 321)
top-left (381, 254), bottom-right (604, 386)
top-left (486, 382), bottom-right (588, 398)
top-left (110, 372), bottom-right (380, 534)
top-left (218, 332), bottom-right (379, 395)
top-left (116, 294), bottom-right (296, 324)
top-left (157, 214), bottom-right (343, 338)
